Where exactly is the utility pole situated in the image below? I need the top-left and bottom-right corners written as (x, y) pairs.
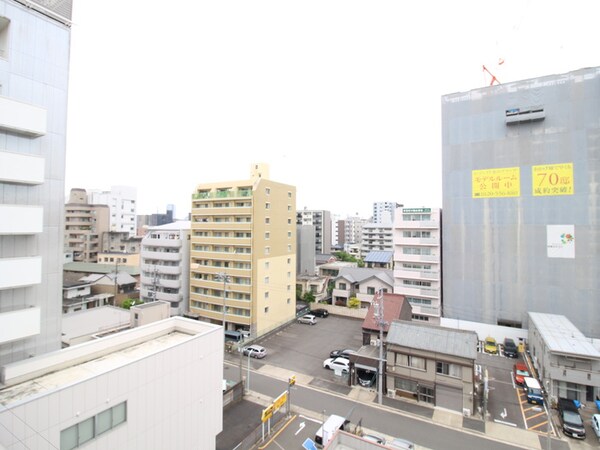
top-left (113, 258), bottom-right (120, 306)
top-left (373, 289), bottom-right (387, 405)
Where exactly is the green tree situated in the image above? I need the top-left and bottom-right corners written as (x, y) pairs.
top-left (348, 297), bottom-right (360, 309)
top-left (122, 298), bottom-right (143, 310)
top-left (303, 291), bottom-right (316, 303)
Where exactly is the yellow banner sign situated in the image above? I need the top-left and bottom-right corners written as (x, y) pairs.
top-left (261, 405), bottom-right (274, 422)
top-left (532, 163), bottom-right (573, 196)
top-left (273, 392), bottom-right (287, 411)
top-left (472, 167), bottom-right (520, 198)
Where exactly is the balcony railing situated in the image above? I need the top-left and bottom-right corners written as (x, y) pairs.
top-left (192, 189), bottom-right (252, 200)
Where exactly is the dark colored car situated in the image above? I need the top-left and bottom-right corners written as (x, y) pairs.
top-left (312, 308), bottom-right (329, 317)
top-left (329, 349), bottom-right (357, 359)
top-left (557, 398), bottom-right (586, 439)
top-left (503, 338), bottom-right (518, 358)
top-left (357, 369), bottom-right (376, 387)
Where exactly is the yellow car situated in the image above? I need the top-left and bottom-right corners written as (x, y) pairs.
top-left (484, 337), bottom-right (498, 354)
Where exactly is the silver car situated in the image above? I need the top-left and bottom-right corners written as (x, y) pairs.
top-left (297, 314), bottom-right (317, 325)
top-left (242, 345), bottom-right (267, 359)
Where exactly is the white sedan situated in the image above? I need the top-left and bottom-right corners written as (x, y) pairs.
top-left (323, 357), bottom-right (350, 373)
top-left (592, 414), bottom-right (600, 439)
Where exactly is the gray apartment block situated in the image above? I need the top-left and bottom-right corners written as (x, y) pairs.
top-left (0, 1), bottom-right (72, 365)
top-left (442, 67), bottom-right (600, 338)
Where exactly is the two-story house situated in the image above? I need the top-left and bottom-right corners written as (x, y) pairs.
top-left (332, 268), bottom-right (393, 307)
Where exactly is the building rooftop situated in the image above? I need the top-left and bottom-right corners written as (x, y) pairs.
top-left (63, 262), bottom-right (141, 276)
top-left (0, 317), bottom-right (220, 406)
top-left (387, 321), bottom-right (478, 360)
top-left (61, 306), bottom-right (131, 345)
top-left (148, 220), bottom-right (191, 231)
top-left (528, 312), bottom-right (600, 359)
top-left (335, 267), bottom-right (394, 286)
top-left (362, 294), bottom-right (410, 333)
top-left (363, 251), bottom-right (393, 264)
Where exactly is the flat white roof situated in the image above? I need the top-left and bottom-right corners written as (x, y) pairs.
top-left (0, 318), bottom-right (220, 407)
top-left (529, 312), bottom-right (600, 359)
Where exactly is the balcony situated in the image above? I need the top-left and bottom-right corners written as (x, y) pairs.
top-left (143, 238), bottom-right (182, 248)
top-left (0, 96), bottom-right (47, 137)
top-left (143, 250), bottom-right (181, 261)
top-left (395, 285), bottom-right (440, 299)
top-left (394, 268), bottom-right (440, 281)
top-left (332, 289), bottom-right (351, 299)
top-left (154, 291), bottom-right (182, 303)
top-left (0, 151), bottom-right (44, 185)
top-left (0, 205), bottom-right (43, 235)
top-left (142, 264), bottom-right (181, 275)
top-left (409, 303), bottom-right (441, 317)
top-left (0, 256), bottom-right (42, 290)
top-left (397, 253), bottom-right (440, 264)
top-left (395, 236), bottom-right (440, 246)
top-left (191, 221), bottom-right (252, 231)
top-left (0, 307), bottom-right (40, 345)
top-left (396, 220), bottom-right (439, 229)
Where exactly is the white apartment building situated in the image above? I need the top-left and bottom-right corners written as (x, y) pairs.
top-left (341, 215), bottom-right (368, 247)
top-left (0, 317), bottom-right (223, 450)
top-left (0, 0), bottom-right (72, 366)
top-left (89, 185), bottom-right (137, 236)
top-left (140, 221), bottom-right (191, 316)
top-left (393, 207), bottom-right (442, 324)
top-left (360, 223), bottom-right (394, 258)
top-left (372, 201), bottom-right (400, 225)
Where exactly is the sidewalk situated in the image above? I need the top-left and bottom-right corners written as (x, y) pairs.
top-left (250, 364), bottom-right (576, 450)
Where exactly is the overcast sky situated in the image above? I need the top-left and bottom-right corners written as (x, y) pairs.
top-left (65, 0), bottom-right (599, 219)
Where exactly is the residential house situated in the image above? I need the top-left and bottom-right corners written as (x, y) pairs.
top-left (361, 293), bottom-right (412, 345)
top-left (332, 268), bottom-right (393, 307)
top-left (385, 321), bottom-right (478, 415)
top-left (363, 251), bottom-right (394, 270)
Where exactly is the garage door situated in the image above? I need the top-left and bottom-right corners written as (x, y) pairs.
top-left (435, 384), bottom-right (462, 412)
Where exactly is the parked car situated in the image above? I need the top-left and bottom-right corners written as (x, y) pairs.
top-left (484, 336), bottom-right (498, 354)
top-left (297, 314), bottom-right (317, 325)
top-left (242, 345), bottom-right (267, 359)
top-left (362, 434), bottom-right (385, 444)
top-left (323, 357), bottom-right (350, 373)
top-left (557, 398), bottom-right (586, 439)
top-left (591, 414), bottom-right (600, 439)
top-left (311, 308), bottom-right (329, 317)
top-left (503, 338), bottom-right (518, 358)
top-left (329, 349), bottom-right (357, 359)
top-left (513, 362), bottom-right (530, 386)
top-left (357, 369), bottom-right (376, 387)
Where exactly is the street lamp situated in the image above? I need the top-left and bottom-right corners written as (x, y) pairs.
top-left (216, 272), bottom-right (231, 331)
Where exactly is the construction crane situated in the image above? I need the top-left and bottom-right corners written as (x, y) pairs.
top-left (482, 64), bottom-right (501, 86)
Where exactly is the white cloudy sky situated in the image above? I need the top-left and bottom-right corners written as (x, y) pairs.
top-left (65, 0), bottom-right (599, 219)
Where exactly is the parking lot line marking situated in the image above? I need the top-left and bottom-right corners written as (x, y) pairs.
top-left (299, 415), bottom-right (322, 425)
top-left (528, 420), bottom-right (548, 431)
top-left (516, 385), bottom-right (528, 429)
top-left (493, 419), bottom-right (517, 427)
top-left (257, 415), bottom-right (297, 450)
top-left (526, 411), bottom-right (546, 420)
top-left (523, 405), bottom-right (542, 413)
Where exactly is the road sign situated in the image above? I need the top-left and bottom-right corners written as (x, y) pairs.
top-left (273, 392), bottom-right (287, 411)
top-left (261, 405), bottom-right (274, 422)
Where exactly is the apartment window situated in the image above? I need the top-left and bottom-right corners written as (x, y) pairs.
top-left (406, 297), bottom-right (432, 306)
top-left (403, 280), bottom-right (432, 287)
top-left (436, 362), bottom-right (461, 378)
top-left (265, 217), bottom-right (270, 224)
top-left (367, 287), bottom-right (376, 295)
top-left (265, 246), bottom-right (270, 255)
top-left (265, 187), bottom-right (271, 195)
top-left (288, 205), bottom-right (291, 211)
top-left (265, 262), bottom-right (270, 269)
top-left (287, 272), bottom-right (291, 278)
top-left (287, 244), bottom-right (292, 251)
top-left (396, 353), bottom-right (426, 370)
top-left (412, 314), bottom-right (430, 321)
top-left (288, 191), bottom-right (292, 198)
top-left (287, 231), bottom-right (292, 238)
top-left (264, 306), bottom-right (269, 313)
top-left (339, 282), bottom-right (346, 290)
top-left (287, 258), bottom-right (291, 264)
top-left (265, 203), bottom-right (271, 209)
top-left (264, 277), bottom-right (269, 284)
top-left (61, 402), bottom-right (127, 450)
top-left (287, 285), bottom-right (291, 291)
top-left (287, 218), bottom-right (292, 225)
top-left (265, 291), bottom-right (269, 299)
top-left (287, 298), bottom-right (291, 304)
top-left (265, 232), bottom-right (270, 240)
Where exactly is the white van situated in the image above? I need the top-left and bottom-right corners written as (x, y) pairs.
top-left (315, 414), bottom-right (349, 446)
top-left (523, 377), bottom-right (544, 405)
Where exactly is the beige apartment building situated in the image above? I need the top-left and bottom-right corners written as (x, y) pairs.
top-left (64, 188), bottom-right (110, 263)
top-left (189, 164), bottom-right (297, 337)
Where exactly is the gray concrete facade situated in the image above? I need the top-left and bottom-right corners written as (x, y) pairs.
top-left (442, 66), bottom-right (600, 338)
top-left (0, 0), bottom-right (72, 365)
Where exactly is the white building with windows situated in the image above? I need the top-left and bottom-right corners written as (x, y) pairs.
top-left (0, 317), bottom-right (223, 450)
top-left (0, 0), bottom-right (72, 366)
top-left (89, 186), bottom-right (137, 237)
top-left (360, 223), bottom-right (394, 258)
top-left (140, 221), bottom-right (191, 316)
top-left (372, 201), bottom-right (400, 225)
top-left (393, 207), bottom-right (442, 324)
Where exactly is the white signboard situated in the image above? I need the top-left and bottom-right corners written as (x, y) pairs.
top-left (547, 225), bottom-right (575, 259)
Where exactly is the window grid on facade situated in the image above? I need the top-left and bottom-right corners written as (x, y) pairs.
top-left (60, 402), bottom-right (127, 450)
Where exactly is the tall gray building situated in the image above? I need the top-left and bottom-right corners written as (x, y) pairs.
top-left (0, 0), bottom-right (72, 365)
top-left (296, 209), bottom-right (332, 254)
top-left (442, 67), bottom-right (600, 338)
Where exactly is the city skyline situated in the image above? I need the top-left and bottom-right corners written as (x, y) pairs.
top-left (65, 1), bottom-right (599, 218)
